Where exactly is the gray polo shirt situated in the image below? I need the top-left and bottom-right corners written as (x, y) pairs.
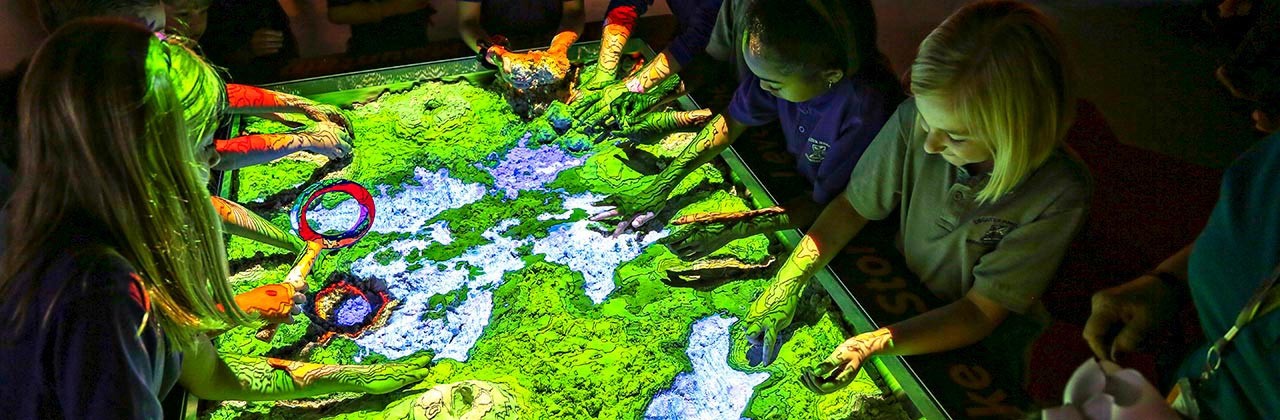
top-left (845, 99), bottom-right (1091, 314)
top-left (705, 0), bottom-right (752, 81)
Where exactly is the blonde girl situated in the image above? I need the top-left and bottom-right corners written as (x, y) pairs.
top-left (741, 0), bottom-right (1091, 393)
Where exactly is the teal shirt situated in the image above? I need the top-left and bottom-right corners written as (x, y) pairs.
top-left (1179, 133), bottom-right (1280, 419)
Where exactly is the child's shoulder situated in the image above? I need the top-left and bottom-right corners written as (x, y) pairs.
top-left (1025, 145), bottom-right (1093, 212)
top-left (33, 236), bottom-right (142, 309)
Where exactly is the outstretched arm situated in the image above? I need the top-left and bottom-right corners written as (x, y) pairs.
top-left (743, 196), bottom-right (870, 366)
top-left (226, 85), bottom-right (350, 128)
top-left (214, 121), bottom-right (352, 171)
top-left (583, 3), bottom-right (642, 87)
top-left (811, 290), bottom-right (1008, 390)
top-left (210, 196), bottom-right (304, 252)
top-left (180, 335), bottom-right (431, 401)
top-left (652, 114), bottom-right (743, 193)
top-left (661, 196), bottom-right (822, 261)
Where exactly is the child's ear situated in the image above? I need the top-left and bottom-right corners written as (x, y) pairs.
top-left (820, 69), bottom-right (844, 86)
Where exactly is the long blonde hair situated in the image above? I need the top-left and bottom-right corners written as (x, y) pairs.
top-left (0, 18), bottom-right (248, 352)
top-left (910, 0), bottom-right (1074, 203)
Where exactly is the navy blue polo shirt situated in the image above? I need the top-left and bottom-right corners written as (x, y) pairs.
top-left (728, 74), bottom-right (896, 204)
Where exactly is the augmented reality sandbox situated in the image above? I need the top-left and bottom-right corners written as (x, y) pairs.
top-left (203, 43), bottom-right (922, 420)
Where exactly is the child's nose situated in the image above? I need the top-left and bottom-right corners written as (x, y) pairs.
top-left (923, 131), bottom-right (947, 154)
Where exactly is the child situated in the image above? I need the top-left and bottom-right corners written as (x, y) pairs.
top-left (27, 0), bottom-right (350, 246)
top-left (0, 19), bottom-right (428, 417)
top-left (594, 0), bottom-right (902, 260)
top-left (163, 0), bottom-right (209, 39)
top-left (742, 1), bottom-right (1091, 392)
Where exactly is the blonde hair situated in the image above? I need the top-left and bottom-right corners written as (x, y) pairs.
top-left (910, 0), bottom-right (1074, 203)
top-left (168, 33), bottom-right (227, 148)
top-left (0, 18), bottom-right (248, 352)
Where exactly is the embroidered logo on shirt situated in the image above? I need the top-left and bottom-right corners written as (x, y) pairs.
top-left (969, 217), bottom-right (1018, 247)
top-left (805, 138), bottom-right (830, 164)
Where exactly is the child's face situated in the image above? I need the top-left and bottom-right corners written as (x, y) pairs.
top-left (165, 2), bottom-right (210, 40)
top-left (916, 95), bottom-right (993, 171)
top-left (137, 3), bottom-right (168, 32)
top-left (743, 34), bottom-right (838, 103)
top-left (194, 130), bottom-right (220, 183)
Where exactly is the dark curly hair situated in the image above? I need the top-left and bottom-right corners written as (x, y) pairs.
top-left (745, 0), bottom-right (895, 84)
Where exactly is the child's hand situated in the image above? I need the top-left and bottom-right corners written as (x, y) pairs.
top-left (659, 218), bottom-right (745, 261)
top-left (249, 29), bottom-right (285, 57)
top-left (616, 109), bottom-right (714, 138)
top-left (233, 283), bottom-right (307, 324)
top-left (804, 329), bottom-right (893, 394)
top-left (589, 179), bottom-right (672, 236)
top-left (741, 283), bottom-right (800, 367)
top-left (295, 121), bottom-right (354, 159)
top-left (356, 354), bottom-right (434, 395)
top-left (569, 82), bottom-right (628, 128)
top-left (296, 102), bottom-right (353, 134)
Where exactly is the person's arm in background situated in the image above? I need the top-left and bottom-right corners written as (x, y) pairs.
top-left (457, 0), bottom-right (487, 53)
top-left (329, 0), bottom-right (431, 25)
top-left (180, 335), bottom-right (431, 401)
top-left (559, 0), bottom-right (586, 39)
top-left (621, 0), bottom-right (722, 92)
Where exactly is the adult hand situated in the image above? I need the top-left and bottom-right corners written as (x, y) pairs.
top-left (249, 29), bottom-right (284, 57)
top-left (234, 283), bottom-right (306, 324)
top-left (1082, 274), bottom-right (1180, 361)
top-left (742, 285), bottom-right (799, 367)
top-left (296, 121), bottom-right (354, 159)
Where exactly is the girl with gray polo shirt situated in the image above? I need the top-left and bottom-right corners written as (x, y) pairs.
top-left (741, 0), bottom-right (1092, 393)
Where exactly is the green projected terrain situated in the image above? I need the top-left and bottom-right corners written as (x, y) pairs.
top-left (206, 74), bottom-right (908, 419)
